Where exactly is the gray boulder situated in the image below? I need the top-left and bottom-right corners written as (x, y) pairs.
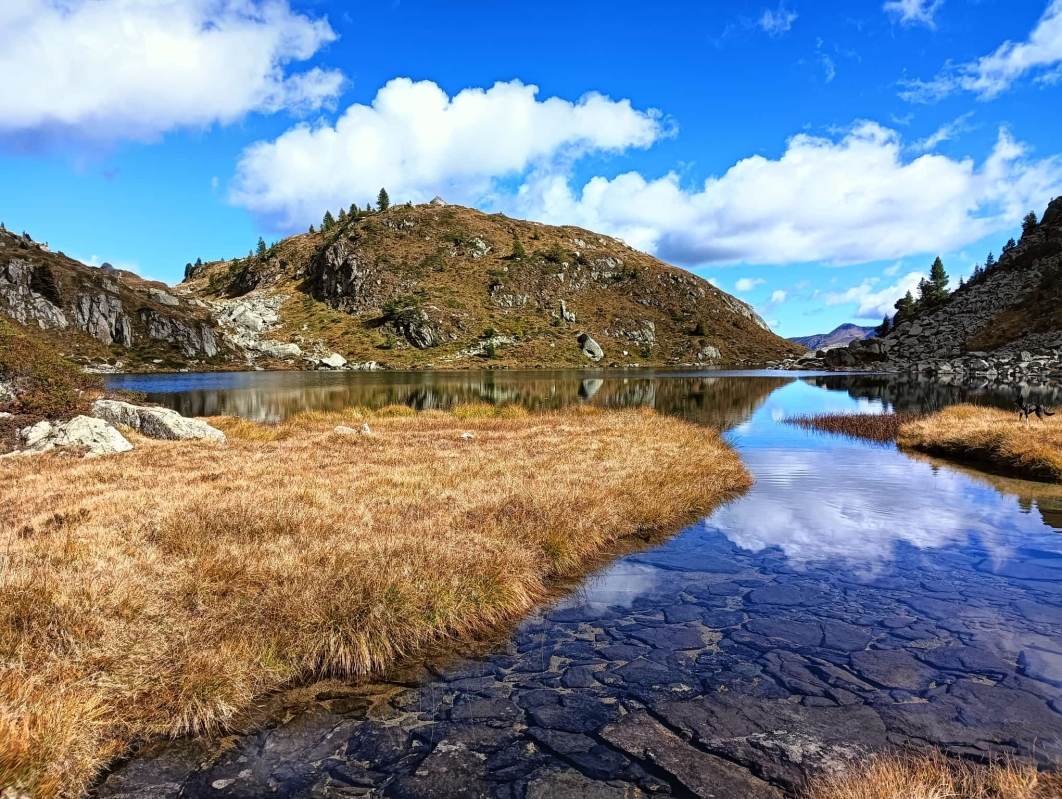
top-left (91, 399), bottom-right (226, 442)
top-left (256, 340), bottom-right (302, 360)
top-left (559, 300), bottom-right (577, 323)
top-left (17, 416), bottom-right (133, 457)
top-left (319, 352), bottom-right (347, 369)
top-left (577, 333), bottom-right (604, 362)
top-left (147, 288), bottom-right (180, 306)
top-left (0, 379), bottom-right (15, 406)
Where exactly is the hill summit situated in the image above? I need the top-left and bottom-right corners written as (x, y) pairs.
top-left (180, 203), bottom-right (801, 369)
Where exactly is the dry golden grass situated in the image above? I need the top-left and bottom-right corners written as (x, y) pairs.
top-left (898, 404), bottom-right (1062, 483)
top-left (0, 406), bottom-right (749, 798)
top-left (787, 412), bottom-right (928, 444)
top-left (804, 752), bottom-right (1062, 799)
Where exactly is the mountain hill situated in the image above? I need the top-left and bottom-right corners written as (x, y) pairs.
top-left (789, 196), bottom-right (1062, 374)
top-left (181, 203), bottom-right (802, 369)
top-left (788, 323), bottom-right (876, 351)
top-left (0, 207), bottom-right (802, 372)
top-left (0, 226), bottom-right (232, 373)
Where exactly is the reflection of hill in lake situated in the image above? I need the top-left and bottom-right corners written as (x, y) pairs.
top-left (137, 371), bottom-right (792, 430)
top-left (903, 450), bottom-right (1062, 532)
top-left (806, 374), bottom-right (1062, 413)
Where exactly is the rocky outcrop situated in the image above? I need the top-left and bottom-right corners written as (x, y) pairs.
top-left (0, 259), bottom-right (69, 329)
top-left (778, 198), bottom-right (1062, 377)
top-left (75, 292), bottom-right (134, 346)
top-left (91, 399), bottom-right (226, 442)
top-left (15, 416), bottom-right (133, 457)
top-left (140, 309), bottom-right (218, 357)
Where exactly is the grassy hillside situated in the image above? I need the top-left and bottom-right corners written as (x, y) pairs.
top-left (0, 227), bottom-right (233, 372)
top-left (184, 204), bottom-right (802, 368)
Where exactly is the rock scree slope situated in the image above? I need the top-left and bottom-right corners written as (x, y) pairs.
top-left (783, 197), bottom-right (1062, 377)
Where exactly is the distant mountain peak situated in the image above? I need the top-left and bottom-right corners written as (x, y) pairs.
top-left (788, 323), bottom-right (876, 351)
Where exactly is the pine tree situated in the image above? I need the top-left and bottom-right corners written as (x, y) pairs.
top-left (928, 256), bottom-right (949, 303)
top-left (958, 275), bottom-right (965, 289)
top-left (1002, 237), bottom-right (1016, 252)
top-left (322, 210), bottom-right (336, 231)
top-left (184, 262), bottom-right (193, 280)
top-left (195, 257), bottom-right (203, 268)
top-left (257, 237), bottom-right (267, 257)
top-left (875, 315), bottom-right (891, 337)
top-left (894, 290), bottom-right (915, 322)
top-left (338, 207), bottom-right (347, 223)
top-left (916, 277), bottom-right (931, 307)
top-left (309, 224), bottom-right (315, 233)
top-left (973, 263), bottom-right (983, 280)
top-left (511, 236), bottom-right (526, 259)
top-left (985, 251), bottom-right (996, 270)
top-left (377, 187), bottom-right (390, 211)
top-left (349, 203), bottom-right (358, 217)
top-left (1022, 211), bottom-right (1038, 234)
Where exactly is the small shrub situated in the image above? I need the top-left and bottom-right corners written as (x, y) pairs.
top-left (484, 341), bottom-right (497, 359)
top-left (452, 402), bottom-right (497, 419)
top-left (483, 327), bottom-right (497, 339)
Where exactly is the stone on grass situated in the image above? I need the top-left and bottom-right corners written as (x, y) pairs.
top-left (91, 399), bottom-right (226, 443)
top-left (17, 416), bottom-right (133, 457)
top-left (577, 333), bottom-right (604, 362)
top-left (320, 352), bottom-right (347, 369)
top-left (460, 432), bottom-right (475, 440)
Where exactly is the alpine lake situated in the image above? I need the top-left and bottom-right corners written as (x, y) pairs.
top-left (96, 368), bottom-right (1062, 799)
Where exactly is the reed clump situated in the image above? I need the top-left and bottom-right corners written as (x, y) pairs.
top-left (897, 404), bottom-right (1062, 483)
top-left (786, 412), bottom-right (928, 444)
top-left (803, 752), bottom-right (1062, 799)
top-left (0, 406), bottom-right (749, 798)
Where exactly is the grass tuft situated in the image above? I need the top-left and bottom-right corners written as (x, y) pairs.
top-left (0, 407), bottom-right (749, 798)
top-left (786, 412), bottom-right (928, 444)
top-left (803, 752), bottom-right (1062, 799)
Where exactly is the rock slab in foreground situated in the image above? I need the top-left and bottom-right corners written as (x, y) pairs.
top-left (92, 399), bottom-right (226, 442)
top-left (17, 416), bottom-right (133, 457)
top-left (601, 713), bottom-right (782, 799)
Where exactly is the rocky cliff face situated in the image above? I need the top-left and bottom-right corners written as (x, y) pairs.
top-left (781, 197), bottom-right (1062, 381)
top-left (0, 226), bottom-right (232, 371)
top-left (183, 204), bottom-right (800, 369)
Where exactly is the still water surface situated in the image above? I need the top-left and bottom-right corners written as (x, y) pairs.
top-left (100, 370), bottom-right (1062, 798)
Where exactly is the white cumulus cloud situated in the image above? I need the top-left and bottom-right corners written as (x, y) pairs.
top-left (509, 121), bottom-right (1062, 266)
top-left (770, 289), bottom-right (787, 303)
top-left (0, 0), bottom-right (343, 147)
top-left (884, 0), bottom-right (944, 28)
top-left (825, 271), bottom-right (926, 320)
top-left (901, 0), bottom-right (1062, 101)
top-left (759, 3), bottom-right (798, 35)
top-left (230, 78), bottom-right (669, 229)
top-left (735, 277), bottom-right (767, 292)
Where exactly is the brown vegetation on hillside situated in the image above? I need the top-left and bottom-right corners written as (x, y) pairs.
top-left (0, 228), bottom-right (228, 372)
top-left (184, 204), bottom-right (802, 368)
top-left (898, 404), bottom-right (1062, 483)
top-left (0, 405), bottom-right (749, 798)
top-left (804, 752), bottom-right (1062, 799)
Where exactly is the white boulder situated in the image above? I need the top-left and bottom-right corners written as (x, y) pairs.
top-left (320, 352), bottom-right (347, 369)
top-left (91, 399), bottom-right (226, 442)
top-left (17, 416), bottom-right (133, 457)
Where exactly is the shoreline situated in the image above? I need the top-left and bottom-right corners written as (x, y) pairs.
top-left (0, 405), bottom-right (750, 798)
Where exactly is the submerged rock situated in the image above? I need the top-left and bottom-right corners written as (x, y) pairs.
top-left (17, 415), bottom-right (133, 457)
top-left (91, 399), bottom-right (226, 442)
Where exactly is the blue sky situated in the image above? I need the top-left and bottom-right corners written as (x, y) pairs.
top-left (1, 0), bottom-right (1060, 337)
